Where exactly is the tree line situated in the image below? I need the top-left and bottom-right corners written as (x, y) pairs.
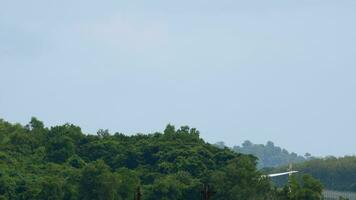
top-left (0, 117), bottom-right (322, 199)
top-left (292, 156), bottom-right (356, 192)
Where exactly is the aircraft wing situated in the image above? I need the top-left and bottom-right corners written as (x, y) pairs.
top-left (267, 171), bottom-right (298, 177)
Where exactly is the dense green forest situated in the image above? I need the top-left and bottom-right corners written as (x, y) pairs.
top-left (215, 141), bottom-right (307, 168)
top-left (0, 118), bottom-right (323, 200)
top-left (286, 156), bottom-right (356, 192)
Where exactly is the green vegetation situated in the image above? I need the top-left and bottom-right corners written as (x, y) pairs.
top-left (0, 117), bottom-right (323, 199)
top-left (271, 174), bottom-right (323, 200)
top-left (215, 140), bottom-right (307, 168)
top-left (291, 156), bottom-right (356, 192)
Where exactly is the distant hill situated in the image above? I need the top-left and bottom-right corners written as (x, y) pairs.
top-left (214, 140), bottom-right (307, 168)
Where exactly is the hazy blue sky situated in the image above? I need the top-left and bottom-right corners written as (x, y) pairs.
top-left (1, 0), bottom-right (356, 156)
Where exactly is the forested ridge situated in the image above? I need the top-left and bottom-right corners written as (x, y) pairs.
top-left (215, 141), bottom-right (307, 168)
top-left (0, 118), bottom-right (322, 200)
top-left (216, 141), bottom-right (356, 194)
top-left (289, 156), bottom-right (356, 192)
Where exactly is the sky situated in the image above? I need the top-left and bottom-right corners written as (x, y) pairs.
top-left (1, 0), bottom-right (356, 156)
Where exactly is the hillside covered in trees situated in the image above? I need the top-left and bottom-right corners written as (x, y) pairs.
top-left (0, 118), bottom-right (323, 200)
top-left (215, 141), bottom-right (307, 168)
top-left (292, 156), bottom-right (356, 192)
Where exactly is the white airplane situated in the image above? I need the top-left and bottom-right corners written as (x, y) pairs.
top-left (263, 164), bottom-right (298, 178)
top-left (267, 170), bottom-right (299, 178)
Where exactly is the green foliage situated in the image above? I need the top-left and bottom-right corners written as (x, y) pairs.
top-left (79, 160), bottom-right (119, 200)
top-left (67, 155), bottom-right (86, 168)
top-left (264, 175), bottom-right (323, 200)
top-left (37, 177), bottom-right (64, 200)
top-left (208, 156), bottom-right (272, 200)
top-left (288, 175), bottom-right (323, 200)
top-left (46, 135), bottom-right (75, 163)
top-left (144, 172), bottom-right (200, 200)
top-left (0, 118), bottom-right (323, 199)
top-left (290, 156), bottom-right (356, 192)
top-left (115, 168), bottom-right (140, 199)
